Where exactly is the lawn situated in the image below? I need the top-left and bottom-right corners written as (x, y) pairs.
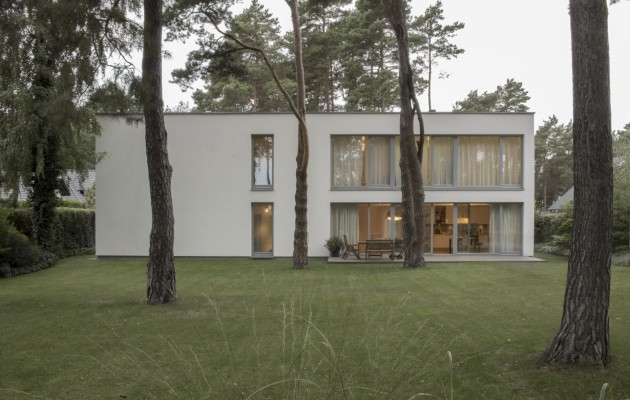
top-left (1, 255), bottom-right (630, 399)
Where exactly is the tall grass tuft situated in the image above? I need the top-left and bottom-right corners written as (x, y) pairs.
top-left (85, 292), bottom-right (450, 399)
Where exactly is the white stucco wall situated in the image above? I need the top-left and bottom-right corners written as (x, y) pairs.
top-left (96, 112), bottom-right (535, 257)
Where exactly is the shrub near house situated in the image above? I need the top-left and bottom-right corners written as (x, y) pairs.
top-left (0, 207), bottom-right (95, 278)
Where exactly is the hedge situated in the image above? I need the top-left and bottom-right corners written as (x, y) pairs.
top-left (6, 207), bottom-right (95, 257)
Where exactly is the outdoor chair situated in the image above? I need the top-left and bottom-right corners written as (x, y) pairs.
top-left (342, 234), bottom-right (361, 260)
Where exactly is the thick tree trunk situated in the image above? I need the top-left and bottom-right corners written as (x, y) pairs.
top-left (290, 0), bottom-right (309, 269)
top-left (546, 0), bottom-right (612, 366)
top-left (143, 0), bottom-right (176, 304)
top-left (385, 0), bottom-right (425, 268)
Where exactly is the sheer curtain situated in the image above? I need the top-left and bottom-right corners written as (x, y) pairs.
top-left (331, 204), bottom-right (358, 244)
top-left (433, 137), bottom-right (452, 185)
top-left (332, 136), bottom-right (363, 187)
top-left (502, 137), bottom-right (522, 185)
top-left (370, 137), bottom-right (390, 185)
top-left (489, 204), bottom-right (522, 254)
top-left (458, 136), bottom-right (499, 186)
top-left (501, 204), bottom-right (522, 253)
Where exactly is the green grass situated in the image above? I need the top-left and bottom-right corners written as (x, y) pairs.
top-left (1, 254), bottom-right (630, 399)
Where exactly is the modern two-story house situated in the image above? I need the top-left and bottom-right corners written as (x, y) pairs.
top-left (95, 112), bottom-right (535, 258)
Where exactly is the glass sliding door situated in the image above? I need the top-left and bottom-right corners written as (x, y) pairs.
top-left (489, 204), bottom-right (522, 254)
top-left (331, 204), bottom-right (359, 245)
top-left (252, 204), bottom-right (273, 257)
top-left (432, 205), bottom-right (453, 254)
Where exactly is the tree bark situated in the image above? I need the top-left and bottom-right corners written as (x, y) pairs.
top-left (143, 0), bottom-right (176, 304)
top-left (290, 0), bottom-right (309, 269)
top-left (546, 0), bottom-right (612, 366)
top-left (385, 0), bottom-right (425, 268)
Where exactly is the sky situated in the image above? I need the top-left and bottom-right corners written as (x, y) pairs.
top-left (161, 0), bottom-right (630, 131)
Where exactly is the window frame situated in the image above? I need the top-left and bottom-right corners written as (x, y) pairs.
top-left (251, 134), bottom-right (274, 191)
top-left (251, 202), bottom-right (274, 258)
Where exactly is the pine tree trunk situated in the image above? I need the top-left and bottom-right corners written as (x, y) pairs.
top-left (143, 0), bottom-right (176, 304)
top-left (386, 0), bottom-right (425, 268)
top-left (546, 0), bottom-right (612, 366)
top-left (289, 0), bottom-right (309, 269)
top-left (293, 125), bottom-right (308, 269)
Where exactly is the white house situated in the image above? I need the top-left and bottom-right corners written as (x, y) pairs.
top-left (96, 112), bottom-right (535, 258)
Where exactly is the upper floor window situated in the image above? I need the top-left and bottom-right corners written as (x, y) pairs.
top-left (415, 135), bottom-right (522, 188)
top-left (332, 134), bottom-right (523, 190)
top-left (331, 136), bottom-right (396, 188)
top-left (252, 135), bottom-right (273, 189)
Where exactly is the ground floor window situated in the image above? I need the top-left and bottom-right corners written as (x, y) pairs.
top-left (331, 202), bottom-right (522, 255)
top-left (252, 203), bottom-right (273, 257)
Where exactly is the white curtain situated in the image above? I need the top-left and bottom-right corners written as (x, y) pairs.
top-left (331, 204), bottom-right (359, 245)
top-left (501, 204), bottom-right (522, 253)
top-left (433, 137), bottom-right (453, 185)
top-left (489, 204), bottom-right (522, 253)
top-left (458, 136), bottom-right (499, 186)
top-left (502, 137), bottom-right (522, 185)
top-left (332, 136), bottom-right (364, 187)
top-left (370, 137), bottom-right (390, 185)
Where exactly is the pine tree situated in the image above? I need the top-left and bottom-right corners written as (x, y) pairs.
top-left (453, 79), bottom-right (530, 112)
top-left (337, 0), bottom-right (398, 111)
top-left (546, 0), bottom-right (612, 366)
top-left (171, 0), bottom-right (291, 112)
top-left (300, 0), bottom-right (350, 111)
top-left (410, 0), bottom-right (464, 111)
top-left (383, 0), bottom-right (426, 268)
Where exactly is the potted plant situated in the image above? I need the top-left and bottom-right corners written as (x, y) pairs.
top-left (325, 236), bottom-right (344, 257)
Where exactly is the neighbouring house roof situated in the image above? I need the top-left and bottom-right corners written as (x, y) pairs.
top-left (548, 186), bottom-right (574, 211)
top-left (0, 170), bottom-right (95, 203)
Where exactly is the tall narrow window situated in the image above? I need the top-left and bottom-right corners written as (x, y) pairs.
top-left (252, 203), bottom-right (273, 257)
top-left (252, 135), bottom-right (273, 189)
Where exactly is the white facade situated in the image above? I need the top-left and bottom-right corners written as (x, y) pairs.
top-left (96, 112), bottom-right (535, 258)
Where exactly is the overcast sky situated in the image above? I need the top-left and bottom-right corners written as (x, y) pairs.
top-left (162, 0), bottom-right (630, 131)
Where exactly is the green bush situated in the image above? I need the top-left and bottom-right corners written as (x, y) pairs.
top-left (535, 211), bottom-right (565, 244)
top-left (7, 208), bottom-right (33, 238)
top-left (6, 207), bottom-right (94, 256)
top-left (0, 209), bottom-right (56, 278)
top-left (54, 207), bottom-right (95, 255)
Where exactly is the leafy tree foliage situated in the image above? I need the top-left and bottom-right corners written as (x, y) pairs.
top-left (410, 0), bottom-right (464, 111)
top-left (0, 0), bottom-right (141, 248)
top-left (453, 78), bottom-right (530, 112)
top-left (535, 116), bottom-right (573, 210)
top-left (87, 78), bottom-right (143, 113)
